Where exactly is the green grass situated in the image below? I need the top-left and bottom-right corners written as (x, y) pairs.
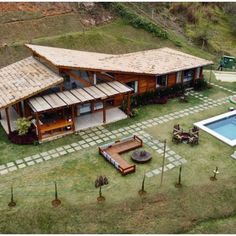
top-left (0, 84), bottom-right (230, 165)
top-left (0, 19), bottom-right (217, 68)
top-left (204, 70), bottom-right (236, 91)
top-left (0, 127), bottom-right (82, 165)
top-left (188, 215), bottom-right (236, 233)
top-left (106, 96), bottom-right (200, 130)
top-left (0, 112), bottom-right (236, 233)
top-left (146, 105), bottom-right (235, 186)
top-left (0, 84), bottom-right (236, 233)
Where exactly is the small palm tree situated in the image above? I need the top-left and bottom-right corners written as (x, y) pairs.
top-left (8, 185), bottom-right (16, 207)
top-left (175, 165), bottom-right (182, 188)
top-left (138, 174), bottom-right (147, 196)
top-left (95, 176), bottom-right (109, 202)
top-left (51, 181), bottom-right (61, 207)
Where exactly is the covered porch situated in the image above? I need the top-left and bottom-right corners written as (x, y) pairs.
top-left (75, 107), bottom-right (127, 131)
top-left (28, 81), bottom-right (132, 142)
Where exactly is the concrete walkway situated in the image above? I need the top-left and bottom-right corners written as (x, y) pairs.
top-left (213, 71), bottom-right (236, 82)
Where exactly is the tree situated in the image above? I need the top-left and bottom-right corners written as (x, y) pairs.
top-left (175, 165), bottom-right (183, 188)
top-left (51, 182), bottom-right (61, 207)
top-left (139, 174), bottom-right (147, 196)
top-left (16, 117), bottom-right (31, 136)
top-left (95, 176), bottom-right (109, 202)
top-left (8, 185), bottom-right (16, 207)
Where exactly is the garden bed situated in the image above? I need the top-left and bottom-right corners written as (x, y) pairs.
top-left (8, 130), bottom-right (38, 145)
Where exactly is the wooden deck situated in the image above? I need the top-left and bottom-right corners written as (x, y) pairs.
top-left (99, 135), bottom-right (143, 175)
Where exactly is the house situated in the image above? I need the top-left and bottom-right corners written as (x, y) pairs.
top-left (0, 44), bottom-right (213, 142)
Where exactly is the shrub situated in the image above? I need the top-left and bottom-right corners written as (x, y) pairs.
top-left (193, 79), bottom-right (210, 91)
top-left (111, 3), bottom-right (168, 39)
top-left (16, 117), bottom-right (32, 136)
top-left (130, 108), bottom-right (139, 118)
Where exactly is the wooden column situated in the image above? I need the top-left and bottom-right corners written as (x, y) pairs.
top-left (181, 70), bottom-right (184, 85)
top-left (71, 105), bottom-right (76, 131)
top-left (127, 92), bottom-right (131, 115)
top-left (5, 107), bottom-right (11, 134)
top-left (19, 102), bottom-right (24, 117)
top-left (93, 73), bottom-right (97, 85)
top-left (35, 112), bottom-right (42, 141)
top-left (91, 101), bottom-right (95, 113)
top-left (59, 84), bottom-right (64, 92)
top-left (23, 100), bottom-right (27, 117)
top-left (102, 100), bottom-right (106, 123)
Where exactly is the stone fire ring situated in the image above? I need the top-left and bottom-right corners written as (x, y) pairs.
top-left (131, 150), bottom-right (152, 163)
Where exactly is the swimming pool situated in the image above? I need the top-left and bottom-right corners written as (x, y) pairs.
top-left (194, 110), bottom-right (236, 147)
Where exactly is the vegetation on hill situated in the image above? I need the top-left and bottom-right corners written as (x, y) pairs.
top-left (0, 2), bottom-right (235, 68)
top-left (125, 2), bottom-right (236, 57)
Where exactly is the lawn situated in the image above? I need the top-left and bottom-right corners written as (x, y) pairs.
top-left (204, 70), bottom-right (236, 92)
top-left (0, 84), bottom-right (230, 165)
top-left (0, 83), bottom-right (236, 233)
top-left (106, 96), bottom-right (200, 131)
top-left (0, 127), bottom-right (82, 165)
top-left (146, 105), bottom-right (235, 187)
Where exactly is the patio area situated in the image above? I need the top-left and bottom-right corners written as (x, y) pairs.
top-left (75, 107), bottom-right (127, 131)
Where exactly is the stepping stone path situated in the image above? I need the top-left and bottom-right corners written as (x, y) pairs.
top-left (0, 85), bottom-right (233, 176)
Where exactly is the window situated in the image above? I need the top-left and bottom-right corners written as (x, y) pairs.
top-left (79, 103), bottom-right (91, 114)
top-left (196, 67), bottom-right (201, 79)
top-left (126, 81), bottom-right (138, 93)
top-left (156, 75), bottom-right (167, 87)
top-left (176, 71), bottom-right (182, 84)
top-left (183, 69), bottom-right (194, 83)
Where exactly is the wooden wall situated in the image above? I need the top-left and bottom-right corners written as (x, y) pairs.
top-left (115, 73), bottom-right (156, 93)
top-left (167, 72), bottom-right (177, 87)
top-left (113, 73), bottom-right (156, 106)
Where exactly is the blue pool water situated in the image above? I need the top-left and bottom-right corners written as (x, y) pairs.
top-left (206, 115), bottom-right (236, 140)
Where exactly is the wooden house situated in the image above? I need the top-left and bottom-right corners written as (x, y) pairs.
top-left (0, 44), bottom-right (213, 142)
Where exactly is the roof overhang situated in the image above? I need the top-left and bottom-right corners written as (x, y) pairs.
top-left (25, 44), bottom-right (214, 76)
top-left (0, 57), bottom-right (63, 109)
top-left (28, 81), bottom-right (133, 113)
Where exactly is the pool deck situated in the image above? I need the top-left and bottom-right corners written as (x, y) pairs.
top-left (194, 110), bottom-right (236, 147)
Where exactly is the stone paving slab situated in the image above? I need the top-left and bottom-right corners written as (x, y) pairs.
top-left (41, 152), bottom-right (49, 157)
top-left (7, 162), bottom-right (15, 167)
top-left (52, 153), bottom-right (60, 158)
top-left (8, 166), bottom-right (17, 172)
top-left (0, 169), bottom-right (8, 175)
top-left (27, 161), bottom-right (35, 166)
top-left (15, 159), bottom-right (23, 165)
top-left (18, 163), bottom-right (26, 169)
top-left (67, 148), bottom-right (75, 153)
top-left (145, 172), bottom-right (154, 178)
top-left (24, 156), bottom-right (32, 162)
top-left (35, 158), bottom-right (44, 163)
top-left (32, 154), bottom-right (40, 159)
top-left (48, 149), bottom-right (57, 154)
top-left (166, 163), bottom-right (175, 169)
top-left (152, 169), bottom-right (160, 175)
top-left (71, 143), bottom-right (78, 147)
top-left (43, 156), bottom-right (51, 161)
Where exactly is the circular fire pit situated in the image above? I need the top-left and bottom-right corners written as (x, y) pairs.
top-left (131, 150), bottom-right (152, 163)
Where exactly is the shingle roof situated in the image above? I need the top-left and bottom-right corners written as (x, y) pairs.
top-left (26, 44), bottom-right (213, 75)
top-left (0, 57), bottom-right (63, 109)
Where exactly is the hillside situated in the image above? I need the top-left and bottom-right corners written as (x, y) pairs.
top-left (0, 2), bottom-right (235, 68)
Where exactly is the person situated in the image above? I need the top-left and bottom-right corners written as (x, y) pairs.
top-left (217, 58), bottom-right (224, 71)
